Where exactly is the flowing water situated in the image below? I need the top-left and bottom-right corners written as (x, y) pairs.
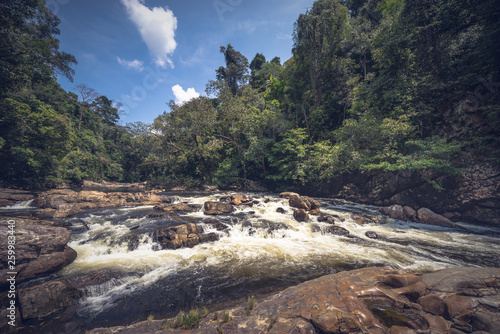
top-left (14, 192), bottom-right (500, 333)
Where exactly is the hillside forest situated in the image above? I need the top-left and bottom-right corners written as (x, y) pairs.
top-left (1, 0), bottom-right (499, 191)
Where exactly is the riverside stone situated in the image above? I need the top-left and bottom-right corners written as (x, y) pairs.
top-left (34, 189), bottom-right (164, 218)
top-left (0, 218), bottom-right (77, 288)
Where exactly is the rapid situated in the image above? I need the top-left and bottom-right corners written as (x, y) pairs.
top-left (8, 192), bottom-right (500, 332)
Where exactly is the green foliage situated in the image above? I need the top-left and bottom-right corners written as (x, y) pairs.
top-left (165, 309), bottom-right (204, 329)
top-left (246, 295), bottom-right (256, 316)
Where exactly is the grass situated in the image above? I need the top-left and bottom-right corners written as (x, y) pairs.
top-left (147, 314), bottom-right (154, 326)
top-left (162, 309), bottom-right (204, 329)
top-left (246, 295), bottom-right (256, 316)
top-left (220, 311), bottom-right (232, 324)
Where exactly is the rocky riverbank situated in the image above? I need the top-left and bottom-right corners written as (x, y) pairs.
top-left (88, 266), bottom-right (500, 334)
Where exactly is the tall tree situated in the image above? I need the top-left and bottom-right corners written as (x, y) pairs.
top-left (215, 44), bottom-right (249, 95)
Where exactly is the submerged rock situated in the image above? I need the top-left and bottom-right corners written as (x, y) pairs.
top-left (88, 266), bottom-right (500, 334)
top-left (326, 225), bottom-right (350, 236)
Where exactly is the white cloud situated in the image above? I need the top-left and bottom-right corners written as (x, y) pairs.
top-left (117, 57), bottom-right (144, 71)
top-left (172, 85), bottom-right (200, 105)
top-left (121, 0), bottom-right (177, 68)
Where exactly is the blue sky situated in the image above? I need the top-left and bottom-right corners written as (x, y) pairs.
top-left (52, 0), bottom-right (312, 124)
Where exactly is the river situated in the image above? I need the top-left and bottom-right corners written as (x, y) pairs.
top-left (6, 191), bottom-right (500, 333)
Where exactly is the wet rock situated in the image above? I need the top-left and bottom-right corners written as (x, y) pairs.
top-left (18, 280), bottom-right (82, 319)
top-left (204, 201), bottom-right (234, 215)
top-left (34, 189), bottom-right (164, 218)
top-left (293, 209), bottom-right (309, 222)
top-left (381, 205), bottom-right (408, 221)
top-left (326, 226), bottom-right (350, 236)
top-left (309, 208), bottom-right (321, 216)
top-left (146, 211), bottom-right (185, 222)
top-left (276, 207), bottom-right (286, 214)
top-left (0, 218), bottom-right (77, 288)
top-left (155, 203), bottom-right (202, 213)
top-left (230, 194), bottom-right (252, 206)
top-left (0, 188), bottom-right (35, 207)
top-left (289, 195), bottom-right (311, 211)
top-left (403, 206), bottom-right (417, 221)
top-left (311, 224), bottom-right (322, 233)
top-left (203, 219), bottom-right (227, 231)
top-left (153, 223), bottom-right (219, 250)
top-left (303, 196), bottom-right (321, 210)
top-left (318, 215), bottom-right (338, 225)
top-left (417, 207), bottom-right (457, 228)
top-left (279, 192), bottom-right (300, 199)
top-left (365, 231), bottom-right (379, 239)
top-left (351, 214), bottom-right (376, 225)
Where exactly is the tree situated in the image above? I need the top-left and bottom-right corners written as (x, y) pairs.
top-left (0, 0), bottom-right (76, 97)
top-left (75, 84), bottom-right (99, 131)
top-left (215, 44), bottom-right (249, 95)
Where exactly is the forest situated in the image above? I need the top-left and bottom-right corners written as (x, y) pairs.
top-left (1, 0), bottom-right (499, 191)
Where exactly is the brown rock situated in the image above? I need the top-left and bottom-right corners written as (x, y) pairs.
top-left (34, 189), bottom-right (164, 218)
top-left (302, 196), bottom-right (321, 210)
top-left (230, 194), bottom-right (251, 206)
top-left (153, 223), bottom-right (219, 250)
top-left (204, 201), bottom-right (234, 215)
top-left (381, 205), bottom-right (407, 221)
top-left (403, 206), bottom-right (417, 221)
top-left (326, 225), bottom-right (350, 236)
top-left (418, 294), bottom-right (445, 316)
top-left (289, 195), bottom-right (311, 211)
top-left (18, 280), bottom-right (81, 319)
top-left (417, 208), bottom-right (457, 228)
top-left (279, 192), bottom-right (300, 199)
top-left (0, 188), bottom-right (35, 206)
top-left (0, 219), bottom-right (77, 287)
top-left (293, 209), bottom-right (309, 222)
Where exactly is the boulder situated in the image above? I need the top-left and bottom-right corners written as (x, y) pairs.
top-left (365, 231), bottom-right (379, 239)
top-left (0, 218), bottom-right (77, 288)
top-left (276, 207), bottom-right (286, 214)
top-left (293, 209), bottom-right (309, 222)
top-left (380, 204), bottom-right (408, 221)
top-left (289, 195), bottom-right (311, 211)
top-left (204, 201), bottom-right (234, 215)
top-left (417, 208), bottom-right (457, 228)
top-left (230, 194), bottom-right (252, 206)
top-left (18, 280), bottom-right (81, 319)
top-left (152, 223), bottom-right (219, 250)
top-left (326, 226), bottom-right (350, 236)
top-left (318, 215), bottom-right (337, 224)
top-left (302, 196), bottom-right (321, 210)
top-left (403, 206), bottom-right (417, 221)
top-left (279, 192), bottom-right (300, 199)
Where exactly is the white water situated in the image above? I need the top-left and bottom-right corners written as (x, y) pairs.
top-left (0, 199), bottom-right (35, 209)
top-left (58, 193), bottom-right (500, 318)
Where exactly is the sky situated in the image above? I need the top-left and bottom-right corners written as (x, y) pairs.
top-left (51, 0), bottom-right (313, 124)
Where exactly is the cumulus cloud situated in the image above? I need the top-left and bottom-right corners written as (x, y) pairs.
top-left (121, 0), bottom-right (177, 68)
top-left (172, 84), bottom-right (200, 105)
top-left (117, 57), bottom-right (144, 71)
